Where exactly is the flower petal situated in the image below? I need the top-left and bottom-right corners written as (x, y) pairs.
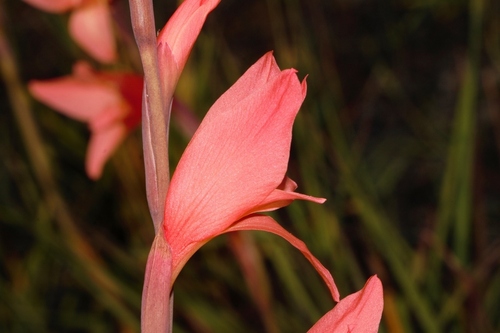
top-left (158, 0), bottom-right (220, 71)
top-left (157, 0), bottom-right (220, 102)
top-left (308, 275), bottom-right (384, 333)
top-left (96, 72), bottom-right (144, 129)
top-left (226, 214), bottom-right (340, 302)
top-left (163, 53), bottom-right (307, 271)
top-left (86, 123), bottom-right (126, 179)
top-left (69, 1), bottom-right (116, 63)
top-left (249, 177), bottom-right (326, 213)
top-left (23, 0), bottom-right (81, 12)
top-left (29, 62), bottom-right (142, 180)
top-left (28, 77), bottom-right (120, 123)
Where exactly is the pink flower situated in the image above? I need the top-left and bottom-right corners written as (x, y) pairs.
top-left (142, 53), bottom-right (341, 331)
top-left (28, 62), bottom-right (143, 179)
top-left (308, 275), bottom-right (384, 333)
top-left (165, 52), bottom-right (338, 297)
top-left (156, 0), bottom-right (220, 103)
top-left (23, 0), bottom-right (116, 63)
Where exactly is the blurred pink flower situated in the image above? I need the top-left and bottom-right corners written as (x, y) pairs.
top-left (23, 0), bottom-right (116, 63)
top-left (308, 275), bottom-right (384, 333)
top-left (28, 61), bottom-right (142, 179)
top-left (142, 54), bottom-right (340, 332)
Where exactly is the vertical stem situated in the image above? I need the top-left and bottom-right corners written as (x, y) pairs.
top-left (129, 1), bottom-right (174, 330)
top-left (129, 0), bottom-right (171, 231)
top-left (141, 234), bottom-right (173, 333)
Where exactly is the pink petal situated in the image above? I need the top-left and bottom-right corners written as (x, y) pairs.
top-left (249, 177), bottom-right (326, 214)
top-left (86, 123), bottom-right (126, 179)
top-left (28, 77), bottom-right (121, 123)
top-left (280, 176), bottom-right (300, 191)
top-left (163, 53), bottom-right (307, 275)
top-left (69, 1), bottom-right (116, 63)
top-left (157, 0), bottom-right (220, 99)
top-left (88, 104), bottom-right (127, 132)
top-left (225, 215), bottom-right (340, 302)
top-left (72, 60), bottom-right (97, 81)
top-left (308, 275), bottom-right (384, 333)
top-left (158, 0), bottom-right (220, 71)
top-left (23, 0), bottom-right (81, 12)
top-left (29, 62), bottom-right (142, 179)
top-left (95, 71), bottom-right (144, 130)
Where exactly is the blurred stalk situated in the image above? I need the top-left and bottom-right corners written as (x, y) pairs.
top-left (229, 232), bottom-right (279, 333)
top-left (437, 0), bottom-right (483, 264)
top-left (325, 98), bottom-right (440, 332)
top-left (0, 1), bottom-right (140, 329)
top-left (266, 239), bottom-right (322, 322)
top-left (293, 112), bottom-right (366, 294)
top-left (431, 0), bottom-right (483, 308)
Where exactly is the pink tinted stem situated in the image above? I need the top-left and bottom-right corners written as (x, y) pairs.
top-left (129, 0), bottom-right (170, 231)
top-left (141, 235), bottom-right (174, 333)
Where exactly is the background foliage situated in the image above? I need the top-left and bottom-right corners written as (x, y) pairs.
top-left (1, 0), bottom-right (500, 332)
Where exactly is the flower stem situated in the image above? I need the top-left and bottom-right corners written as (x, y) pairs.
top-left (141, 234), bottom-right (173, 333)
top-left (129, 0), bottom-right (170, 231)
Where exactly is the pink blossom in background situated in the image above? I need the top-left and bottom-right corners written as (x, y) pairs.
top-left (308, 275), bottom-right (384, 333)
top-left (28, 61), bottom-right (142, 179)
top-left (23, 0), bottom-right (116, 63)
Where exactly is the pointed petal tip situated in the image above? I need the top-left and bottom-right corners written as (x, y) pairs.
top-left (308, 275), bottom-right (383, 333)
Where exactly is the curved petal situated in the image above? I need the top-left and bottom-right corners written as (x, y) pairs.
top-left (163, 53), bottom-right (307, 268)
top-left (28, 78), bottom-right (120, 123)
top-left (157, 0), bottom-right (220, 72)
top-left (69, 1), bottom-right (116, 63)
top-left (207, 51), bottom-right (281, 111)
top-left (225, 215), bottom-right (340, 302)
top-left (250, 186), bottom-right (326, 214)
top-left (86, 123), bottom-right (126, 179)
top-left (308, 275), bottom-right (384, 333)
top-left (23, 0), bottom-right (81, 12)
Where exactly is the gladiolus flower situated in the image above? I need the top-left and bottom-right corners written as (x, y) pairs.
top-left (156, 0), bottom-right (220, 104)
top-left (308, 275), bottom-right (384, 333)
top-left (28, 61), bottom-right (142, 179)
top-left (142, 53), bottom-right (341, 332)
top-left (23, 0), bottom-right (116, 63)
top-left (166, 52), bottom-right (338, 298)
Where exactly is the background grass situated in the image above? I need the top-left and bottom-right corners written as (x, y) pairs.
top-left (2, 0), bottom-right (500, 332)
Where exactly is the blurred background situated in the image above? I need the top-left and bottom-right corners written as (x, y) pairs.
top-left (1, 0), bottom-right (500, 332)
